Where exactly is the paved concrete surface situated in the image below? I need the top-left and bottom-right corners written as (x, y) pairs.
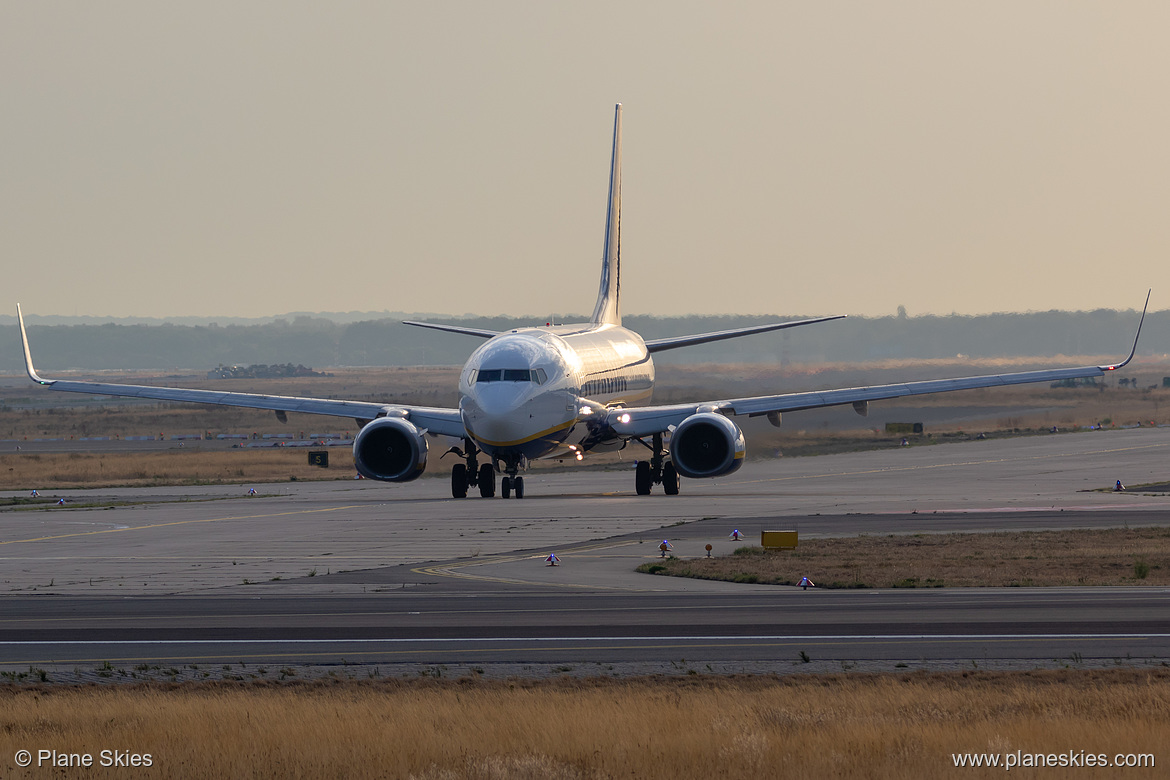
top-left (2, 427), bottom-right (1168, 595)
top-left (2, 427), bottom-right (1168, 678)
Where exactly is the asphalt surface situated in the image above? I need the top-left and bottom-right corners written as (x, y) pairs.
top-left (2, 427), bottom-right (1169, 678)
top-left (3, 589), bottom-right (1166, 669)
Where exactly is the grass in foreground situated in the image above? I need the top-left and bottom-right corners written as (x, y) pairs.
top-left (638, 527), bottom-right (1170, 587)
top-left (1, 670), bottom-right (1166, 779)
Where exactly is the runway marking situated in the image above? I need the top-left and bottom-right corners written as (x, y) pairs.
top-left (5, 634), bottom-right (1165, 666)
top-left (413, 540), bottom-right (653, 590)
top-left (0, 504), bottom-right (370, 547)
top-left (729, 441), bottom-right (1170, 486)
top-left (871, 504), bottom-right (1170, 514)
top-left (7, 588), bottom-right (1168, 627)
top-left (6, 633), bottom-right (1167, 645)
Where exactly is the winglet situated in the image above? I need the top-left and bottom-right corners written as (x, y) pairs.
top-left (16, 304), bottom-right (52, 385)
top-left (1099, 289), bottom-right (1150, 371)
top-left (590, 103), bottom-right (622, 326)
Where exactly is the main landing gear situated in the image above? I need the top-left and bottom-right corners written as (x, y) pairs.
top-left (634, 432), bottom-right (680, 496)
top-left (446, 441), bottom-right (495, 498)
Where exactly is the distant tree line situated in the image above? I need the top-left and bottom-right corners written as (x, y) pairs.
top-left (4, 309), bottom-right (1163, 372)
top-left (208, 363), bottom-right (331, 379)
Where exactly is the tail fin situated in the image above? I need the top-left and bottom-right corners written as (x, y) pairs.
top-left (591, 103), bottom-right (622, 326)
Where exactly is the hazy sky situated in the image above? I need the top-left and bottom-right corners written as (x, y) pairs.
top-left (3, 2), bottom-right (1168, 320)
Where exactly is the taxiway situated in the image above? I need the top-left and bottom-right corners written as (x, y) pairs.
top-left (2, 427), bottom-right (1168, 677)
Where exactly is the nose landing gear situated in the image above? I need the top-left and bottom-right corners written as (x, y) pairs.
top-left (499, 452), bottom-right (525, 499)
top-left (500, 475), bottom-right (524, 499)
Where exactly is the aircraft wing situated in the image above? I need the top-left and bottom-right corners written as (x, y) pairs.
top-left (17, 306), bottom-right (466, 438)
top-left (609, 293), bottom-right (1150, 439)
top-left (644, 315), bottom-right (845, 353)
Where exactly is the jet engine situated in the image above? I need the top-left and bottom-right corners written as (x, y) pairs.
top-left (353, 417), bottom-right (428, 482)
top-left (670, 412), bottom-right (745, 479)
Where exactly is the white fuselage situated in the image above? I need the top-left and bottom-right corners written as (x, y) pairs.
top-left (458, 323), bottom-right (654, 463)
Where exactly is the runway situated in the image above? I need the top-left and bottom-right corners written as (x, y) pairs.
top-left (2, 588), bottom-right (1167, 677)
top-left (2, 427), bottom-right (1169, 678)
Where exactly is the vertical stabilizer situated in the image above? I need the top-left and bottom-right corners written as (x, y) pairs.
top-left (591, 103), bottom-right (622, 326)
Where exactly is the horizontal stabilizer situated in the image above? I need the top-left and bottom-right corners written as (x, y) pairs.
top-left (402, 321), bottom-right (500, 339)
top-left (644, 315), bottom-right (845, 353)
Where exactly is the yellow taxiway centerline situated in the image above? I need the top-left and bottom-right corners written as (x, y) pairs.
top-left (413, 539), bottom-right (652, 590)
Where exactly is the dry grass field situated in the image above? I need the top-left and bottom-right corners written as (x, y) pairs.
top-left (1, 671), bottom-right (1166, 779)
top-left (0, 449), bottom-right (351, 490)
top-left (639, 527), bottom-right (1170, 588)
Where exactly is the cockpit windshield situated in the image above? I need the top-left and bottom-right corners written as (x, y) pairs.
top-left (473, 368), bottom-right (548, 384)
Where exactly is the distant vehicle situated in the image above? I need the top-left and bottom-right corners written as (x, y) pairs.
top-left (17, 105), bottom-right (1149, 499)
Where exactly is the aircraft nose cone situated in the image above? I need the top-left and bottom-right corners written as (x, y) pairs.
top-left (472, 384), bottom-right (527, 415)
top-left (462, 386), bottom-right (531, 445)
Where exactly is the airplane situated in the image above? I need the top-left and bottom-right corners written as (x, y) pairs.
top-left (17, 104), bottom-right (1149, 500)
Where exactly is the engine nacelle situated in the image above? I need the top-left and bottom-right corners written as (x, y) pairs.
top-left (670, 412), bottom-right (745, 479)
top-left (353, 417), bottom-right (428, 482)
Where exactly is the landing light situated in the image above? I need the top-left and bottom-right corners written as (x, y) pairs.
top-left (576, 452), bottom-right (583, 461)
top-left (618, 413), bottom-right (631, 425)
top-left (579, 406), bottom-right (593, 415)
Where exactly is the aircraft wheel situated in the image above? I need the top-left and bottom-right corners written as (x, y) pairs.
top-left (635, 461), bottom-right (652, 495)
top-left (451, 463), bottom-right (468, 498)
top-left (478, 463), bottom-right (495, 497)
top-left (514, 476), bottom-right (524, 499)
top-left (501, 476), bottom-right (512, 499)
top-left (662, 461), bottom-right (680, 495)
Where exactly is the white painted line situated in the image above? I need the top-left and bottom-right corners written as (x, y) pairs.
top-left (2, 633), bottom-right (1168, 646)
